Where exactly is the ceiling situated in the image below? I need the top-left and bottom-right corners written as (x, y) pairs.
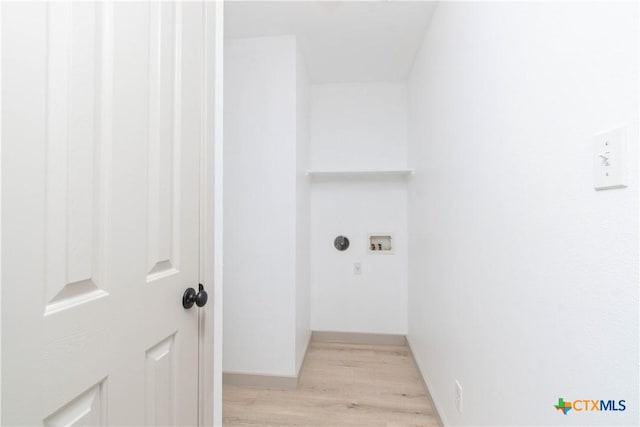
top-left (224, 1), bottom-right (437, 84)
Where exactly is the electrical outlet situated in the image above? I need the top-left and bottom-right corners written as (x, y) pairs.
top-left (594, 126), bottom-right (628, 190)
top-left (455, 380), bottom-right (462, 413)
top-left (353, 262), bottom-right (362, 275)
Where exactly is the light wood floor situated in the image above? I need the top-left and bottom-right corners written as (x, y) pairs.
top-left (223, 341), bottom-right (441, 426)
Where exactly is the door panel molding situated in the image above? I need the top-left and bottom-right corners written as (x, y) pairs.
top-left (145, 333), bottom-right (177, 426)
top-left (44, 379), bottom-right (108, 427)
top-left (44, 2), bottom-right (111, 316)
top-left (146, 2), bottom-right (182, 283)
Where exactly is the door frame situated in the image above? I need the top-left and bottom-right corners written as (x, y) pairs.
top-left (199, 1), bottom-right (224, 426)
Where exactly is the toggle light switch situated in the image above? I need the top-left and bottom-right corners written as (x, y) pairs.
top-left (594, 126), bottom-right (628, 190)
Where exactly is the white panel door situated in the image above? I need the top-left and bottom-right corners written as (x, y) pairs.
top-left (2, 2), bottom-right (206, 425)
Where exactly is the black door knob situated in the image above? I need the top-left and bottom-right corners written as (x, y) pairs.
top-left (195, 283), bottom-right (208, 307)
top-left (183, 283), bottom-right (208, 309)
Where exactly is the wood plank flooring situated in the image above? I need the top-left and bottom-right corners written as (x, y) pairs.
top-left (223, 341), bottom-right (441, 426)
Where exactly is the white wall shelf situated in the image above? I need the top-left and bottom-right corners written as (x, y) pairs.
top-left (306, 169), bottom-right (414, 179)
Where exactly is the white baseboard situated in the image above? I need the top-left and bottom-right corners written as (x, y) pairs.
top-left (222, 371), bottom-right (298, 390)
top-left (223, 332), bottom-right (312, 390)
top-left (406, 335), bottom-right (446, 427)
top-left (296, 331), bottom-right (312, 376)
top-left (311, 330), bottom-right (407, 345)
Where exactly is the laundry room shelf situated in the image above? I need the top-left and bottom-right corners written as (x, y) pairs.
top-left (306, 169), bottom-right (414, 179)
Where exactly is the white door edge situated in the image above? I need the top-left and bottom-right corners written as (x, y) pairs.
top-left (212, 1), bottom-right (224, 425)
top-left (199, 1), bottom-right (223, 426)
top-left (0, 1), bottom-right (4, 423)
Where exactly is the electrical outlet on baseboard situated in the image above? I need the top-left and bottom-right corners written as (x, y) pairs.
top-left (455, 380), bottom-right (463, 413)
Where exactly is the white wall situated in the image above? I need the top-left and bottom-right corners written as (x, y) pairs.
top-left (310, 82), bottom-right (408, 334)
top-left (407, 2), bottom-right (639, 425)
top-left (310, 179), bottom-right (408, 334)
top-left (310, 82), bottom-right (408, 170)
top-left (224, 35), bottom-right (299, 376)
top-left (295, 46), bottom-right (311, 373)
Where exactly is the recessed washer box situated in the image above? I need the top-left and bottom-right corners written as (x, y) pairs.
top-left (368, 233), bottom-right (394, 254)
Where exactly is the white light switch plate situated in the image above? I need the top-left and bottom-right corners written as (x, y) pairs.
top-left (594, 126), bottom-right (628, 190)
top-left (353, 262), bottom-right (362, 275)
